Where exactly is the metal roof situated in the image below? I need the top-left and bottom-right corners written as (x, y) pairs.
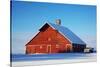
top-left (47, 23), bottom-right (86, 45)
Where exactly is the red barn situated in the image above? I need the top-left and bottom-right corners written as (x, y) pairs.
top-left (26, 19), bottom-right (86, 54)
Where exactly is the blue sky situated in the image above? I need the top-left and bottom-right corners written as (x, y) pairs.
top-left (11, 1), bottom-right (96, 54)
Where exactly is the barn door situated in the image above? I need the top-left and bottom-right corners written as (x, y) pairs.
top-left (47, 45), bottom-right (51, 53)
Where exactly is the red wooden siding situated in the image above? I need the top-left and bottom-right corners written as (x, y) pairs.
top-left (26, 24), bottom-right (72, 54)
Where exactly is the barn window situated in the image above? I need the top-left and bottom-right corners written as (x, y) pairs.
top-left (56, 45), bottom-right (59, 48)
top-left (48, 38), bottom-right (51, 41)
top-left (40, 46), bottom-right (42, 49)
top-left (66, 44), bottom-right (71, 48)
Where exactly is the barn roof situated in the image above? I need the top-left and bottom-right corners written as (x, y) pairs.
top-left (46, 22), bottom-right (86, 45)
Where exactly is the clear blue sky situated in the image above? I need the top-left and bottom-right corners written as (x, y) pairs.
top-left (11, 1), bottom-right (96, 54)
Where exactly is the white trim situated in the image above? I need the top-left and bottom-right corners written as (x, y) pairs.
top-left (47, 23), bottom-right (56, 30)
top-left (28, 45), bottom-right (43, 46)
top-left (26, 31), bottom-right (40, 45)
top-left (59, 31), bottom-right (73, 44)
top-left (47, 45), bottom-right (51, 53)
top-left (38, 21), bottom-right (48, 30)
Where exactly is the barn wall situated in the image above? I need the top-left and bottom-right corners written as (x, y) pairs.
top-left (26, 25), bottom-right (72, 54)
top-left (27, 25), bottom-right (71, 45)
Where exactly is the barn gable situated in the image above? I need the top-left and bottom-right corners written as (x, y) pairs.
top-left (26, 23), bottom-right (71, 45)
top-left (26, 22), bottom-right (86, 46)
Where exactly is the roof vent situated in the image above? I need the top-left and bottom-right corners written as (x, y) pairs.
top-left (55, 19), bottom-right (61, 25)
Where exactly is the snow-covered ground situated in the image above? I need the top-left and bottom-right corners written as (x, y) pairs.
top-left (11, 53), bottom-right (97, 67)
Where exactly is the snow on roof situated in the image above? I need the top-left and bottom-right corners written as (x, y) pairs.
top-left (47, 22), bottom-right (86, 45)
